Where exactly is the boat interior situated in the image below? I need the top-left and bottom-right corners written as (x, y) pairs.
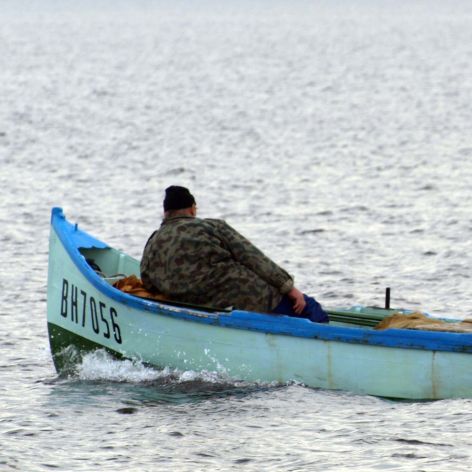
top-left (77, 245), bottom-right (396, 328)
top-left (78, 246), bottom-right (472, 332)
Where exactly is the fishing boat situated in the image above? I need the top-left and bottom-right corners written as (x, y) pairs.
top-left (47, 208), bottom-right (472, 399)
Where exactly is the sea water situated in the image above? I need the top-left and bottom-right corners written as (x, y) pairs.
top-left (1, 1), bottom-right (471, 470)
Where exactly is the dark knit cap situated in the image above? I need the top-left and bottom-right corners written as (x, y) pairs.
top-left (163, 186), bottom-right (196, 211)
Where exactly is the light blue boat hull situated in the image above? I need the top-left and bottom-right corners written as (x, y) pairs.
top-left (46, 208), bottom-right (472, 399)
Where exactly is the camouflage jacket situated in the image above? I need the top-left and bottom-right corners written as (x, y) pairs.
top-left (140, 216), bottom-right (294, 312)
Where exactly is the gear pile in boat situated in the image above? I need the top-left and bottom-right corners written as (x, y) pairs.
top-left (375, 312), bottom-right (472, 333)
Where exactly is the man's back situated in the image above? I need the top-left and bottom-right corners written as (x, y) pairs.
top-left (140, 216), bottom-right (292, 312)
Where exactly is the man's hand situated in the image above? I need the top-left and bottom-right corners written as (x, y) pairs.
top-left (287, 287), bottom-right (306, 314)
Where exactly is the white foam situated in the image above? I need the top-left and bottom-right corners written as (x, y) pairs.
top-left (178, 369), bottom-right (227, 383)
top-left (77, 350), bottom-right (165, 382)
top-left (76, 350), bottom-right (238, 385)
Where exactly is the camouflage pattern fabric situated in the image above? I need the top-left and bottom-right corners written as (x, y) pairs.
top-left (140, 216), bottom-right (294, 312)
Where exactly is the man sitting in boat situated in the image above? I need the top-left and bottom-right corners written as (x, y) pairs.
top-left (140, 186), bottom-right (328, 323)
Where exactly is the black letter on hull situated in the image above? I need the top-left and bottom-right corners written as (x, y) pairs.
top-left (71, 284), bottom-right (78, 323)
top-left (81, 290), bottom-right (87, 327)
top-left (90, 297), bottom-right (99, 334)
top-left (61, 279), bottom-right (69, 318)
top-left (110, 308), bottom-right (122, 344)
top-left (99, 302), bottom-right (111, 339)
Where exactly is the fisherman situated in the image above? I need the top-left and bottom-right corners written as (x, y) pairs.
top-left (140, 186), bottom-right (328, 323)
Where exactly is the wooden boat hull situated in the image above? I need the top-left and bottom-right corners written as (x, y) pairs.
top-left (47, 208), bottom-right (472, 399)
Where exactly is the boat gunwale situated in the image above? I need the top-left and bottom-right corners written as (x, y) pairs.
top-left (50, 207), bottom-right (472, 354)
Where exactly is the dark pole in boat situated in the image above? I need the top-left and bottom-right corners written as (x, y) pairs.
top-left (385, 287), bottom-right (391, 309)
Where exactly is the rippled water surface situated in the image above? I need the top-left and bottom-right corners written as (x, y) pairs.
top-left (1, 1), bottom-right (472, 470)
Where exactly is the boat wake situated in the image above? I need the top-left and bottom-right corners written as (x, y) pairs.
top-left (77, 349), bottom-right (170, 383)
top-left (49, 348), bottom-right (294, 405)
top-left (73, 349), bottom-right (275, 392)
